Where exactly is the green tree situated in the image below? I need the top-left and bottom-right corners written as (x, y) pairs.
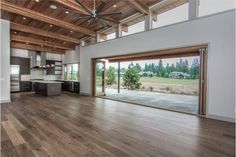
top-left (176, 59), bottom-right (189, 73)
top-left (170, 64), bottom-right (175, 72)
top-left (134, 63), bottom-right (142, 72)
top-left (120, 67), bottom-right (126, 73)
top-left (122, 67), bottom-right (141, 90)
top-left (165, 63), bottom-right (171, 77)
top-left (106, 66), bottom-right (116, 85)
top-left (128, 62), bottom-right (134, 69)
top-left (190, 58), bottom-right (200, 79)
top-left (96, 64), bottom-right (102, 76)
top-left (144, 63), bottom-right (148, 72)
top-left (157, 59), bottom-right (165, 77)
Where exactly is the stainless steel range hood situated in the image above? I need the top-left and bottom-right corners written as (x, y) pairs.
top-left (28, 51), bottom-right (46, 69)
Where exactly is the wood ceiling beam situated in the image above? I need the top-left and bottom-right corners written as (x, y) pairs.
top-left (1, 1), bottom-right (96, 36)
top-left (52, 0), bottom-right (89, 15)
top-left (151, 0), bottom-right (188, 15)
top-left (11, 34), bottom-right (73, 50)
top-left (127, 0), bottom-right (149, 15)
top-left (11, 22), bottom-right (80, 44)
top-left (11, 42), bottom-right (65, 54)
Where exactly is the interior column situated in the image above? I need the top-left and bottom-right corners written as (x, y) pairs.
top-left (188, 0), bottom-right (200, 20)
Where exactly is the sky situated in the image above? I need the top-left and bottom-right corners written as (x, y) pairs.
top-left (106, 0), bottom-right (235, 69)
top-left (106, 56), bottom-right (199, 69)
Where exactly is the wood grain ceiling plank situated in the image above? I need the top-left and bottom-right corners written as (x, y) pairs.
top-left (127, 0), bottom-right (150, 15)
top-left (11, 22), bottom-right (80, 44)
top-left (11, 42), bottom-right (65, 54)
top-left (52, 0), bottom-right (89, 15)
top-left (11, 34), bottom-right (73, 50)
top-left (1, 1), bottom-right (96, 36)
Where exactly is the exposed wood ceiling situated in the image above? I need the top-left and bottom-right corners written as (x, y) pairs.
top-left (1, 0), bottom-right (186, 54)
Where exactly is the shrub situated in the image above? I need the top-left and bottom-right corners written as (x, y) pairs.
top-left (106, 66), bottom-right (116, 85)
top-left (122, 67), bottom-right (141, 90)
top-left (149, 86), bottom-right (153, 91)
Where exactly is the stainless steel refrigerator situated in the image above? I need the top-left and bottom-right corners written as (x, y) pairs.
top-left (10, 65), bottom-right (20, 92)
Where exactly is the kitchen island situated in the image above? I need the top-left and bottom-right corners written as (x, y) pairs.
top-left (34, 81), bottom-right (62, 96)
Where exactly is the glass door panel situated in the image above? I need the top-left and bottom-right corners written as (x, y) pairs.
top-left (95, 60), bottom-right (106, 96)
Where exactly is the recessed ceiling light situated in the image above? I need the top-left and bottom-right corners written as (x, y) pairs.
top-left (35, 0), bottom-right (40, 2)
top-left (49, 24), bottom-right (53, 27)
top-left (113, 5), bottom-right (117, 8)
top-left (50, 4), bottom-right (57, 9)
top-left (70, 30), bottom-right (73, 33)
top-left (14, 31), bottom-right (17, 34)
top-left (22, 17), bottom-right (26, 20)
top-left (65, 10), bottom-right (70, 14)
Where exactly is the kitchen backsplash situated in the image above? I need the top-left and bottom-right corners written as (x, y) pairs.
top-left (28, 69), bottom-right (61, 80)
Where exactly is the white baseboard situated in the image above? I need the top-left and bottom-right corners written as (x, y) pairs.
top-left (0, 99), bottom-right (11, 104)
top-left (206, 114), bottom-right (235, 123)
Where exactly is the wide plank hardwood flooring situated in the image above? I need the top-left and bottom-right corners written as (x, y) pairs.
top-left (1, 92), bottom-right (235, 157)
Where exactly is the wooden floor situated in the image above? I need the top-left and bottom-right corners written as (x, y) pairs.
top-left (1, 92), bottom-right (235, 157)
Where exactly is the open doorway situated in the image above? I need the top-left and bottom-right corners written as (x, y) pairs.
top-left (92, 46), bottom-right (207, 115)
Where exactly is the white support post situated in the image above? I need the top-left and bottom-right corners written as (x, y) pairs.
top-left (144, 12), bottom-right (153, 31)
top-left (80, 40), bottom-right (85, 46)
top-left (116, 24), bottom-right (122, 38)
top-left (96, 32), bottom-right (100, 43)
top-left (188, 0), bottom-right (200, 20)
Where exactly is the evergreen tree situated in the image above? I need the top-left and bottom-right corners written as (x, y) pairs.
top-left (170, 64), bottom-right (175, 72)
top-left (157, 59), bottom-right (165, 77)
top-left (190, 58), bottom-right (200, 79)
top-left (144, 63), bottom-right (148, 72)
top-left (134, 63), bottom-right (142, 72)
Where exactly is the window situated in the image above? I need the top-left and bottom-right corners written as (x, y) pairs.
top-left (153, 3), bottom-right (189, 28)
top-left (107, 32), bottom-right (116, 40)
top-left (64, 64), bottom-right (79, 80)
top-left (122, 20), bottom-right (145, 36)
top-left (199, 0), bottom-right (235, 17)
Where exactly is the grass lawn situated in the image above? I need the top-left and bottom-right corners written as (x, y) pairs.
top-left (139, 77), bottom-right (199, 85)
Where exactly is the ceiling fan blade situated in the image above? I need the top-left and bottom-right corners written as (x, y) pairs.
top-left (96, 1), bottom-right (106, 14)
top-left (98, 12), bottom-right (122, 17)
top-left (78, 15), bottom-right (91, 19)
top-left (97, 18), bottom-right (107, 28)
top-left (79, 17), bottom-right (92, 25)
top-left (75, 0), bottom-right (92, 14)
top-left (87, 18), bottom-right (95, 27)
top-left (99, 17), bottom-right (119, 24)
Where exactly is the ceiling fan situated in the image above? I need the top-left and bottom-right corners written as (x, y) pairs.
top-left (75, 0), bottom-right (122, 28)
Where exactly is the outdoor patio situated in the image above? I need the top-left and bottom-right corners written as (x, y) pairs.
top-left (102, 88), bottom-right (199, 113)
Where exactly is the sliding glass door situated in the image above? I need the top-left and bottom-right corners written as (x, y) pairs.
top-left (94, 60), bottom-right (106, 96)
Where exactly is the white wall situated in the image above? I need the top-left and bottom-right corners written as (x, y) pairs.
top-left (80, 10), bottom-right (235, 122)
top-left (62, 45), bottom-right (80, 64)
top-left (46, 52), bottom-right (62, 61)
top-left (11, 48), bottom-right (29, 58)
top-left (0, 19), bottom-right (10, 103)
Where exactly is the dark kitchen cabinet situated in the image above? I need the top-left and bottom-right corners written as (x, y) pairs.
top-left (61, 81), bottom-right (80, 94)
top-left (20, 81), bottom-right (32, 92)
top-left (62, 81), bottom-right (70, 91)
top-left (11, 57), bottom-right (30, 74)
top-left (74, 82), bottom-right (80, 93)
top-left (46, 60), bottom-right (55, 75)
top-left (46, 60), bottom-right (62, 75)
